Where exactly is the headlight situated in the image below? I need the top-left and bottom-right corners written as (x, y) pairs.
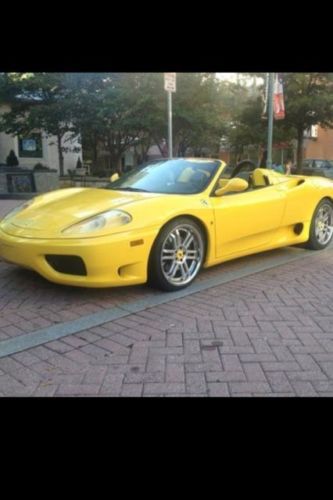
top-left (2, 199), bottom-right (34, 222)
top-left (62, 209), bottom-right (132, 235)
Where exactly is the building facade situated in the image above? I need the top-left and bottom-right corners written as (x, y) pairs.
top-left (303, 125), bottom-right (333, 160)
top-left (0, 105), bottom-right (82, 174)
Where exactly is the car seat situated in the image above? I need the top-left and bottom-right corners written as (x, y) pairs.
top-left (190, 170), bottom-right (209, 190)
top-left (252, 168), bottom-right (269, 188)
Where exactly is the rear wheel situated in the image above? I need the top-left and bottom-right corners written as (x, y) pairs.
top-left (304, 199), bottom-right (333, 250)
top-left (149, 217), bottom-right (205, 291)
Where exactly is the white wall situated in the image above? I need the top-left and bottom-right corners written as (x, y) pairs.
top-left (0, 105), bottom-right (82, 174)
top-left (62, 132), bottom-right (82, 173)
top-left (0, 131), bottom-right (82, 174)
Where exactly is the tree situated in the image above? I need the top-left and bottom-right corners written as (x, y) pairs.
top-left (67, 73), bottom-right (159, 174)
top-left (281, 73), bottom-right (333, 167)
top-left (229, 73), bottom-right (333, 168)
top-left (227, 94), bottom-right (295, 162)
top-left (168, 73), bottom-right (227, 157)
top-left (0, 72), bottom-right (235, 174)
top-left (0, 73), bottom-right (78, 175)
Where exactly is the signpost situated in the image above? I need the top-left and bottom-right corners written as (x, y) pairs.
top-left (164, 73), bottom-right (176, 159)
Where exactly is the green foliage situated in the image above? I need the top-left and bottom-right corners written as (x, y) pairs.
top-left (3, 72), bottom-right (333, 172)
top-left (0, 73), bottom-right (77, 175)
top-left (67, 72), bottom-right (228, 169)
top-left (0, 73), bottom-right (230, 171)
top-left (171, 73), bottom-right (227, 156)
top-left (6, 149), bottom-right (19, 167)
top-left (227, 73), bottom-right (333, 167)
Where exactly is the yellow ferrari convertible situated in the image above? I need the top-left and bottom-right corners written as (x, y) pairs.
top-left (0, 158), bottom-right (332, 291)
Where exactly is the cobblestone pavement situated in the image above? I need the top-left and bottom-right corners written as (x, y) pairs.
top-left (1, 199), bottom-right (333, 396)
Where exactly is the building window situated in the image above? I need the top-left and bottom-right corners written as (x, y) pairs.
top-left (304, 125), bottom-right (318, 139)
top-left (18, 133), bottom-right (43, 158)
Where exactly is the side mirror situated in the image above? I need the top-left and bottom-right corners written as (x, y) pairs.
top-left (215, 177), bottom-right (248, 197)
top-left (110, 173), bottom-right (120, 183)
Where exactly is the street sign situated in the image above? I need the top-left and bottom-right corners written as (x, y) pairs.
top-left (164, 73), bottom-right (176, 93)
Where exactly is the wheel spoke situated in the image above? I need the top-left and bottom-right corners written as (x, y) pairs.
top-left (186, 249), bottom-right (199, 259)
top-left (171, 262), bottom-right (181, 278)
top-left (162, 255), bottom-right (174, 261)
top-left (180, 263), bottom-right (188, 279)
top-left (183, 232), bottom-right (194, 249)
top-left (175, 229), bottom-right (182, 247)
top-left (169, 233), bottom-right (177, 249)
top-left (165, 260), bottom-right (178, 278)
top-left (182, 260), bottom-right (190, 277)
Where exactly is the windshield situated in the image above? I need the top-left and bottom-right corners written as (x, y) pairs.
top-left (106, 159), bottom-right (221, 194)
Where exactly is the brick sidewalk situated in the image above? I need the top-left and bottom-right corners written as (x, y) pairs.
top-left (1, 248), bottom-right (333, 397)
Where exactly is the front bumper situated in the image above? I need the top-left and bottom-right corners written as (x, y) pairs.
top-left (0, 226), bottom-right (159, 287)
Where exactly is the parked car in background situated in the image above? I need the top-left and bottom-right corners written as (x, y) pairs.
top-left (297, 159), bottom-right (333, 178)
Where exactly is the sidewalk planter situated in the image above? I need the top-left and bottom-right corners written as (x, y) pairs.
top-left (33, 172), bottom-right (59, 192)
top-left (0, 169), bottom-right (59, 198)
top-left (59, 176), bottom-right (109, 189)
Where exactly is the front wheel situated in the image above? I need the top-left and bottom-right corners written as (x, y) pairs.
top-left (304, 199), bottom-right (333, 250)
top-left (149, 217), bottom-right (205, 291)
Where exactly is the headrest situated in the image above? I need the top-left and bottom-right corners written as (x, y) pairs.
top-left (252, 168), bottom-right (269, 187)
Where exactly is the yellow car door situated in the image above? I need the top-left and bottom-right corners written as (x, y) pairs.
top-left (211, 184), bottom-right (286, 258)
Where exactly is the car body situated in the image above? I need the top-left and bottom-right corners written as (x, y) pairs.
top-left (0, 158), bottom-right (333, 291)
top-left (297, 159), bottom-right (333, 178)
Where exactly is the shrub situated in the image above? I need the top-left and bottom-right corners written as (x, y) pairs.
top-left (33, 163), bottom-right (50, 172)
top-left (76, 157), bottom-right (83, 169)
top-left (6, 150), bottom-right (19, 167)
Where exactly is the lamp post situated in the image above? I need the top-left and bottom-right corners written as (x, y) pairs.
top-left (266, 72), bottom-right (274, 169)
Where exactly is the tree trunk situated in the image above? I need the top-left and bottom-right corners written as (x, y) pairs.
top-left (109, 152), bottom-right (122, 174)
top-left (296, 128), bottom-right (304, 171)
top-left (178, 141), bottom-right (188, 157)
top-left (93, 131), bottom-right (98, 162)
top-left (57, 134), bottom-right (64, 176)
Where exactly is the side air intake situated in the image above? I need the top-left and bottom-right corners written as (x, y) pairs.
top-left (294, 223), bottom-right (304, 235)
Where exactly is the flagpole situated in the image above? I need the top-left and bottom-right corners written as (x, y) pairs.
top-left (266, 72), bottom-right (274, 169)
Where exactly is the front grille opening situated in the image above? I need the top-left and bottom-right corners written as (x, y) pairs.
top-left (45, 255), bottom-right (87, 276)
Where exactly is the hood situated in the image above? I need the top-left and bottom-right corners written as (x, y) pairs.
top-left (1, 187), bottom-right (160, 239)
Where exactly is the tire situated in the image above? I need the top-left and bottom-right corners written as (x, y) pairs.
top-left (149, 217), bottom-right (206, 292)
top-left (303, 199), bottom-right (333, 250)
